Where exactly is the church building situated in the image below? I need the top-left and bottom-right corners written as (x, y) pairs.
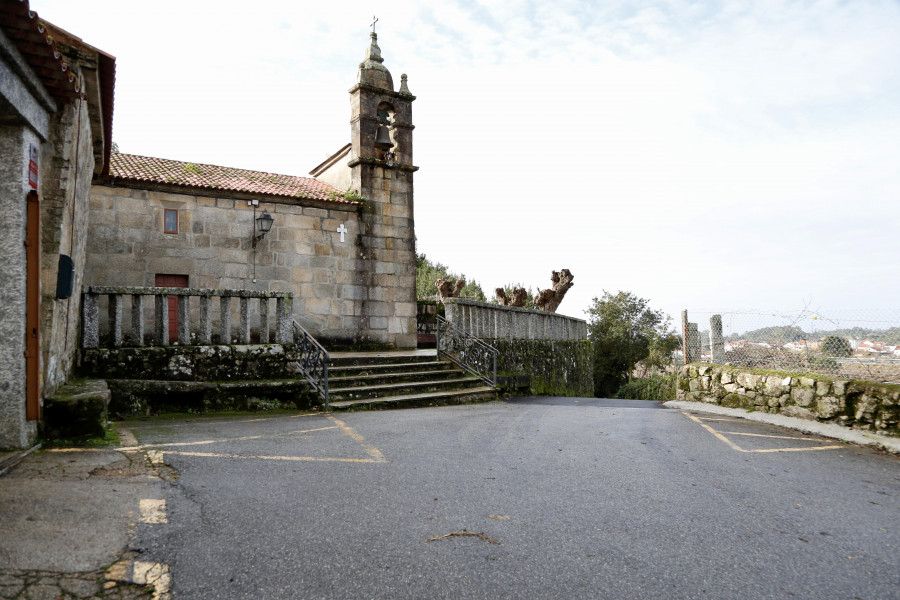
top-left (0, 0), bottom-right (419, 448)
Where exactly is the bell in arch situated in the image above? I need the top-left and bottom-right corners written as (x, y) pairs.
top-left (375, 124), bottom-right (393, 149)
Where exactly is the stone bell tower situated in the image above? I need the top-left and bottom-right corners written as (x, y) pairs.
top-left (349, 32), bottom-right (418, 348)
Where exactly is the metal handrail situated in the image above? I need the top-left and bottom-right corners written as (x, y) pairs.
top-left (435, 315), bottom-right (498, 387)
top-left (292, 321), bottom-right (330, 410)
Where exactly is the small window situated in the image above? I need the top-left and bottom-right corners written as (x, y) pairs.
top-left (164, 209), bottom-right (178, 234)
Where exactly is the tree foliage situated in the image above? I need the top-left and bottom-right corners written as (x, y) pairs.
top-left (415, 253), bottom-right (486, 301)
top-left (821, 335), bottom-right (852, 357)
top-left (587, 291), bottom-right (679, 398)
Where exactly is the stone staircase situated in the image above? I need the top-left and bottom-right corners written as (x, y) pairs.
top-left (327, 350), bottom-right (497, 410)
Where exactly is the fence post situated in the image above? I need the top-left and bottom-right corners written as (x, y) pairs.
top-left (687, 323), bottom-right (701, 363)
top-left (710, 314), bottom-right (725, 364)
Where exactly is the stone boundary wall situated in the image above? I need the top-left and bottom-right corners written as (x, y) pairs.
top-left (442, 298), bottom-right (588, 341)
top-left (677, 364), bottom-right (899, 436)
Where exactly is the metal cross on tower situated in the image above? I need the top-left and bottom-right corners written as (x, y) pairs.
top-left (370, 16), bottom-right (379, 33)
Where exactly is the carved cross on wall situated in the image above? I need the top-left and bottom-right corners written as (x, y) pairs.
top-left (337, 223), bottom-right (348, 243)
top-left (371, 16), bottom-right (379, 33)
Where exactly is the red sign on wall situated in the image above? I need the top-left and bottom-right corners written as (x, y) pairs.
top-left (28, 145), bottom-right (38, 189)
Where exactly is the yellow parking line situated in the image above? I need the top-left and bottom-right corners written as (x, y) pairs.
top-left (326, 414), bottom-right (387, 462)
top-left (682, 411), bottom-right (842, 453)
top-left (720, 431), bottom-right (829, 441)
top-left (683, 412), bottom-right (744, 452)
top-left (135, 426), bottom-right (339, 449)
top-left (159, 451), bottom-right (382, 463)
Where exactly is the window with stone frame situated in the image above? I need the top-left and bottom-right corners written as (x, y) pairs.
top-left (164, 209), bottom-right (178, 234)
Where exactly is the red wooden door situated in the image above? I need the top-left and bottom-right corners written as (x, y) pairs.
top-left (155, 274), bottom-right (189, 342)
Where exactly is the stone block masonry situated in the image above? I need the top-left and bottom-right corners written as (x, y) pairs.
top-left (677, 364), bottom-right (900, 436)
top-left (85, 187), bottom-right (377, 347)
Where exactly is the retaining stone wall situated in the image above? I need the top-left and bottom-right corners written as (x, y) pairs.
top-left (79, 344), bottom-right (299, 382)
top-left (677, 364), bottom-right (900, 436)
top-left (491, 339), bottom-right (593, 397)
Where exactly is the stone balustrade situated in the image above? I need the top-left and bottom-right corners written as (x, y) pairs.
top-left (82, 286), bottom-right (293, 348)
top-left (442, 298), bottom-right (588, 341)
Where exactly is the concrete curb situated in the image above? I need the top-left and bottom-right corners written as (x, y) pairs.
top-left (664, 400), bottom-right (900, 454)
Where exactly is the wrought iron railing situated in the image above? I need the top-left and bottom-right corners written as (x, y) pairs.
top-left (436, 315), bottom-right (498, 387)
top-left (292, 321), bottom-right (330, 410)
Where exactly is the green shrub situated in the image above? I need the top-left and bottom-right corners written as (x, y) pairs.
top-left (615, 375), bottom-right (675, 401)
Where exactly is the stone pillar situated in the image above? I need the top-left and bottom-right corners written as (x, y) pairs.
top-left (710, 314), bottom-right (725, 364)
top-left (275, 296), bottom-right (292, 343)
top-left (82, 292), bottom-right (99, 349)
top-left (131, 294), bottom-right (144, 347)
top-left (687, 323), bottom-right (701, 363)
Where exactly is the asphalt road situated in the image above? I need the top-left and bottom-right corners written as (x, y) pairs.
top-left (124, 398), bottom-right (900, 599)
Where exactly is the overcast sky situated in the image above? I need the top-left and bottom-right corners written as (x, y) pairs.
top-left (32, 0), bottom-right (900, 329)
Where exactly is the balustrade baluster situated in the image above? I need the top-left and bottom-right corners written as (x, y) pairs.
top-left (82, 292), bottom-right (99, 349)
top-left (155, 293), bottom-right (168, 346)
top-left (199, 296), bottom-right (212, 344)
top-left (131, 294), bottom-right (144, 346)
top-left (259, 297), bottom-right (269, 343)
top-left (177, 295), bottom-right (190, 344)
top-left (220, 296), bottom-right (232, 343)
top-left (109, 293), bottom-right (123, 347)
top-left (239, 296), bottom-right (250, 344)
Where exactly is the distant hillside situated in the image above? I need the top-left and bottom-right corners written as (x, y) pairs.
top-left (725, 326), bottom-right (900, 345)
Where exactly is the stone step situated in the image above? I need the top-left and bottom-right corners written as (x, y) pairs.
top-left (329, 377), bottom-right (483, 402)
top-left (329, 350), bottom-right (438, 368)
top-left (329, 368), bottom-right (466, 388)
top-left (329, 360), bottom-right (456, 377)
top-left (329, 386), bottom-right (498, 410)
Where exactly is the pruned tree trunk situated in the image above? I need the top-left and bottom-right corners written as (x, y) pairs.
top-left (533, 269), bottom-right (574, 313)
top-left (495, 287), bottom-right (527, 307)
top-left (436, 278), bottom-right (465, 302)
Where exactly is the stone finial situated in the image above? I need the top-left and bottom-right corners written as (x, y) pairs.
top-left (399, 73), bottom-right (413, 97)
top-left (363, 32), bottom-right (384, 64)
top-left (358, 32), bottom-right (394, 90)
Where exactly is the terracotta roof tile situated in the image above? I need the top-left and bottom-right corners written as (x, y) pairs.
top-left (105, 153), bottom-right (356, 205)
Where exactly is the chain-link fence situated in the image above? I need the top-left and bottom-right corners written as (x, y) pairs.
top-left (679, 309), bottom-right (900, 384)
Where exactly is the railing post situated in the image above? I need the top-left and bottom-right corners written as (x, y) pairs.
top-left (82, 291), bottom-right (99, 349)
top-left (109, 293), bottom-right (123, 347)
top-left (259, 297), bottom-right (270, 343)
top-left (199, 295), bottom-right (212, 344)
top-left (131, 294), bottom-right (144, 347)
top-left (220, 296), bottom-right (232, 343)
top-left (177, 295), bottom-right (190, 345)
top-left (155, 293), bottom-right (169, 346)
top-left (239, 296), bottom-right (251, 344)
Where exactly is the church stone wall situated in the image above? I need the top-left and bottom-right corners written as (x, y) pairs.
top-left (85, 185), bottom-right (371, 346)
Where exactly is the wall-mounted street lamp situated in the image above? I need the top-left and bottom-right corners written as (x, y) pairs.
top-left (253, 211), bottom-right (274, 248)
top-left (248, 199), bottom-right (275, 249)
top-left (248, 199), bottom-right (275, 284)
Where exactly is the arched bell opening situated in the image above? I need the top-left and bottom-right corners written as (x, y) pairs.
top-left (375, 101), bottom-right (396, 161)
